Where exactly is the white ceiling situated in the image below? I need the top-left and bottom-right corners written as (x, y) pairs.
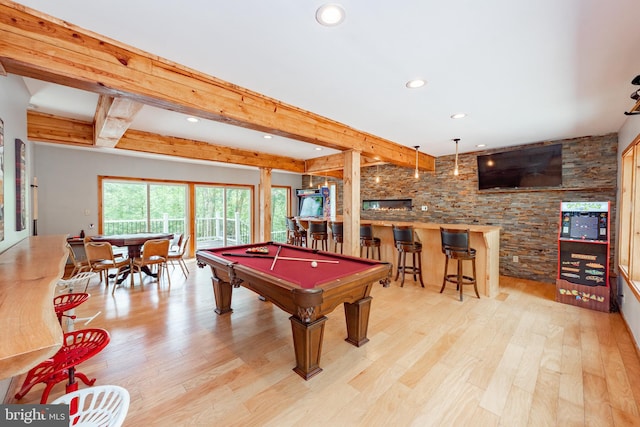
top-left (14, 0), bottom-right (640, 161)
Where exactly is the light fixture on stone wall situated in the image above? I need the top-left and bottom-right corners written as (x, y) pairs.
top-left (375, 164), bottom-right (381, 183)
top-left (324, 175), bottom-right (329, 187)
top-left (414, 146), bottom-right (420, 179)
top-left (453, 138), bottom-right (460, 176)
top-left (309, 175), bottom-right (313, 188)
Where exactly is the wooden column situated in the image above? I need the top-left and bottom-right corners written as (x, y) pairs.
top-left (259, 168), bottom-right (272, 242)
top-left (343, 151), bottom-right (361, 257)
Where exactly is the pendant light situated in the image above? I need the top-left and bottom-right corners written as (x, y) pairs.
top-left (453, 138), bottom-right (460, 176)
top-left (414, 146), bottom-right (420, 179)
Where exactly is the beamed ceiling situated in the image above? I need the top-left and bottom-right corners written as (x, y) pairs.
top-left (2, 1), bottom-right (640, 175)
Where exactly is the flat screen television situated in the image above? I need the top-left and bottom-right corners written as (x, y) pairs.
top-left (477, 144), bottom-right (562, 190)
top-left (298, 194), bottom-right (324, 217)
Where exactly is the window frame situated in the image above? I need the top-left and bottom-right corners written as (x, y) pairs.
top-left (619, 136), bottom-right (640, 301)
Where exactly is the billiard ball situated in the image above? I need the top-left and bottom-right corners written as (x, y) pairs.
top-left (311, 261), bottom-right (318, 268)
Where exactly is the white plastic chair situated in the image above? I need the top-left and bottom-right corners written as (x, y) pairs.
top-left (57, 272), bottom-right (100, 294)
top-left (51, 385), bottom-right (130, 427)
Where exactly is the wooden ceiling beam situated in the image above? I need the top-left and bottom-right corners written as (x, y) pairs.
top-left (0, 2), bottom-right (435, 172)
top-left (27, 111), bottom-right (305, 172)
top-left (305, 153), bottom-right (389, 174)
top-left (118, 130), bottom-right (305, 172)
top-left (94, 95), bottom-right (143, 147)
top-left (27, 111), bottom-right (94, 146)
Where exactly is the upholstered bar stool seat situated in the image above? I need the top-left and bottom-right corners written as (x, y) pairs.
top-left (330, 221), bottom-right (343, 254)
top-left (308, 220), bottom-right (328, 251)
top-left (360, 224), bottom-right (381, 260)
top-left (286, 217), bottom-right (307, 247)
top-left (440, 227), bottom-right (479, 301)
top-left (392, 225), bottom-right (424, 287)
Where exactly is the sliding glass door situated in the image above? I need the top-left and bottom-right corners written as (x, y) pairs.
top-left (195, 185), bottom-right (252, 249)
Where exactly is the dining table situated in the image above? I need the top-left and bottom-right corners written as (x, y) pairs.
top-left (90, 232), bottom-right (173, 283)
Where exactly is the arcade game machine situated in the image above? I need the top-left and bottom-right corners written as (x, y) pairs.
top-left (556, 201), bottom-right (611, 312)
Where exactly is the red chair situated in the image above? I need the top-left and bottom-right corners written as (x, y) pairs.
top-left (15, 328), bottom-right (110, 404)
top-left (53, 293), bottom-right (90, 327)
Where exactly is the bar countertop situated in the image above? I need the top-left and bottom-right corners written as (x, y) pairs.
top-left (298, 217), bottom-right (501, 297)
top-left (0, 235), bottom-right (67, 380)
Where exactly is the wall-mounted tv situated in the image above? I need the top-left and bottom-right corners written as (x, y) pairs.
top-left (477, 144), bottom-right (562, 190)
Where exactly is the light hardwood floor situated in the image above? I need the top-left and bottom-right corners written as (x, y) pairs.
top-left (9, 259), bottom-right (640, 426)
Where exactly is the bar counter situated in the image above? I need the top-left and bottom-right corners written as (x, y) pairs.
top-left (298, 218), bottom-right (500, 297)
top-left (0, 235), bottom-right (67, 380)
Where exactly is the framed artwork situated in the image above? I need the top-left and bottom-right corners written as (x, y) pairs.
top-left (15, 138), bottom-right (26, 231)
top-left (0, 118), bottom-right (4, 241)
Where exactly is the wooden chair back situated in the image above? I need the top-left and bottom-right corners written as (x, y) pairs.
top-left (85, 241), bottom-right (116, 263)
top-left (141, 239), bottom-right (170, 261)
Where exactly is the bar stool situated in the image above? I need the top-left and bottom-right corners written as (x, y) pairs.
top-left (392, 225), bottom-right (424, 287)
top-left (15, 328), bottom-right (111, 404)
top-left (54, 293), bottom-right (90, 329)
top-left (308, 220), bottom-right (328, 251)
top-left (360, 224), bottom-right (381, 260)
top-left (440, 227), bottom-right (479, 301)
top-left (286, 217), bottom-right (307, 247)
top-left (330, 221), bottom-right (343, 254)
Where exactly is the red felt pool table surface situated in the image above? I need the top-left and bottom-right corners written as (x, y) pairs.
top-left (204, 243), bottom-right (381, 289)
top-left (196, 242), bottom-right (392, 379)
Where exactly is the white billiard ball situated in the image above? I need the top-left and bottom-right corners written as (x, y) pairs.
top-left (311, 261), bottom-right (318, 268)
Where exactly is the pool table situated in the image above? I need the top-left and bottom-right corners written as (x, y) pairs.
top-left (196, 242), bottom-right (392, 379)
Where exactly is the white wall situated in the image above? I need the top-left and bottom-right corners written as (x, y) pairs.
top-left (0, 74), bottom-right (34, 400)
top-left (0, 75), bottom-right (33, 249)
top-left (617, 115), bottom-right (640, 349)
top-left (33, 144), bottom-right (302, 238)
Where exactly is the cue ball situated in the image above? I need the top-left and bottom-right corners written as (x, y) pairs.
top-left (311, 261), bottom-right (318, 268)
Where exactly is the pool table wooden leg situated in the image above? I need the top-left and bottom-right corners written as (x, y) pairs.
top-left (290, 315), bottom-right (327, 380)
top-left (344, 296), bottom-right (372, 347)
top-left (211, 277), bottom-right (233, 315)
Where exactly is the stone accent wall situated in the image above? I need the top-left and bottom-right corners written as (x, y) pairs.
top-left (303, 133), bottom-right (618, 284)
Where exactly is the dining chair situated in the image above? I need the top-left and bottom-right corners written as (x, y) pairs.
top-left (170, 233), bottom-right (183, 252)
top-left (168, 234), bottom-right (190, 278)
top-left (84, 241), bottom-right (130, 293)
top-left (131, 239), bottom-right (171, 287)
top-left (67, 243), bottom-right (91, 278)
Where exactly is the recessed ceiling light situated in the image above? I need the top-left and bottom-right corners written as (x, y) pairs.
top-left (406, 79), bottom-right (426, 89)
top-left (450, 113), bottom-right (467, 119)
top-left (315, 147), bottom-right (323, 151)
top-left (316, 4), bottom-right (346, 26)
top-left (476, 144), bottom-right (486, 148)
top-left (186, 117), bottom-right (199, 123)
top-left (263, 135), bottom-right (273, 139)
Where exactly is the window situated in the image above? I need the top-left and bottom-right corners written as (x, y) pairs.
top-left (100, 176), bottom-right (290, 250)
top-left (619, 136), bottom-right (640, 301)
top-left (271, 187), bottom-right (291, 243)
top-left (102, 180), bottom-right (187, 236)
